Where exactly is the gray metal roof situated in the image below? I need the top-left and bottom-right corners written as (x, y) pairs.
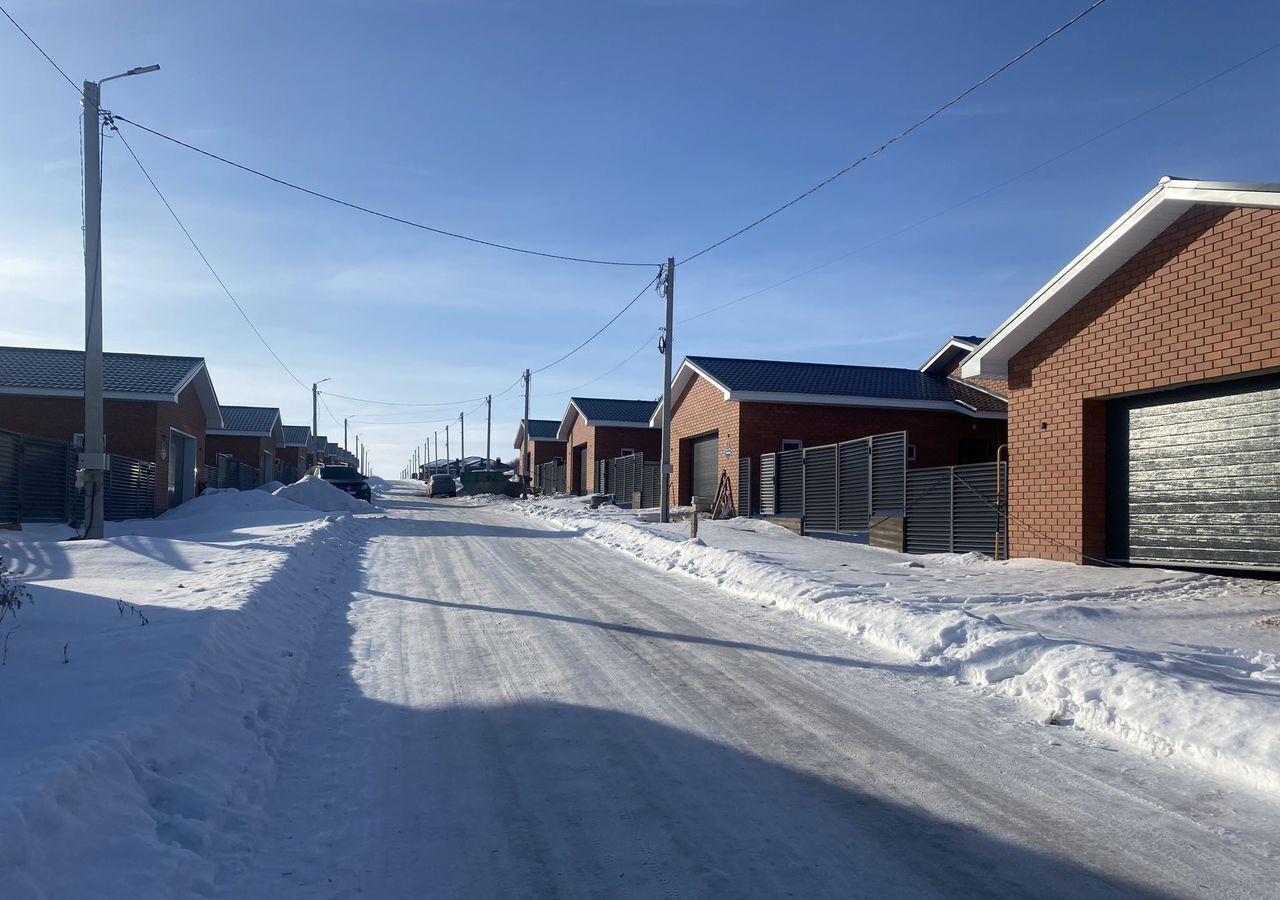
top-left (282, 425), bottom-right (311, 446)
top-left (212, 405), bottom-right (280, 435)
top-left (571, 398), bottom-right (660, 425)
top-left (0, 345), bottom-right (204, 396)
top-left (526, 419), bottom-right (563, 440)
top-left (687, 356), bottom-right (1006, 413)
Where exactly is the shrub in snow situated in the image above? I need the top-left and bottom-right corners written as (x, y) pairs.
top-left (0, 556), bottom-right (31, 626)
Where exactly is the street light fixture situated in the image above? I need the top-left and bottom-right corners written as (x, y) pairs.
top-left (81, 63), bottom-right (159, 539)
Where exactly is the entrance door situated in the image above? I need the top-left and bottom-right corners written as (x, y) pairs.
top-left (167, 429), bottom-right (196, 509)
top-left (573, 445), bottom-right (587, 495)
top-left (690, 432), bottom-right (719, 502)
top-left (1107, 374), bottom-right (1280, 570)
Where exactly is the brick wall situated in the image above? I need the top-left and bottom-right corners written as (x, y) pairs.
top-left (1007, 204), bottom-right (1280, 563)
top-left (667, 371), bottom-right (1007, 509)
top-left (564, 414), bottom-right (660, 495)
top-left (206, 434), bottom-right (274, 473)
top-left (519, 439), bottom-right (566, 479)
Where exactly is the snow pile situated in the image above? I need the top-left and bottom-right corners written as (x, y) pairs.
top-left (256, 480), bottom-right (286, 492)
top-left (513, 498), bottom-right (1280, 794)
top-left (273, 474), bottom-right (370, 512)
top-left (0, 495), bottom-right (365, 897)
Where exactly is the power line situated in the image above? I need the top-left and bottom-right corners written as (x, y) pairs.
top-left (532, 271), bottom-right (660, 374)
top-left (110, 118), bottom-right (312, 393)
top-left (322, 390), bottom-right (488, 408)
top-left (0, 2), bottom-right (80, 95)
top-left (679, 36), bottom-right (1280, 326)
top-left (112, 115), bottom-right (657, 268)
top-left (547, 330), bottom-right (658, 398)
top-left (677, 0), bottom-right (1110, 266)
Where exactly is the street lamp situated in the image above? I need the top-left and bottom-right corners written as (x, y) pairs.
top-left (81, 63), bottom-right (159, 539)
top-left (312, 378), bottom-right (331, 437)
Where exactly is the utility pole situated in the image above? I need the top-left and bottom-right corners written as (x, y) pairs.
top-left (343, 418), bottom-right (349, 451)
top-left (660, 257), bottom-right (675, 524)
top-left (486, 395), bottom-right (492, 467)
top-left (445, 425), bottom-right (450, 467)
top-left (433, 431), bottom-right (438, 471)
top-left (521, 369), bottom-right (531, 499)
top-left (79, 64), bottom-right (160, 539)
top-left (460, 411), bottom-right (465, 463)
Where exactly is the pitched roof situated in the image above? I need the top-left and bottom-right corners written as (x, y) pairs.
top-left (964, 178), bottom-right (1280, 378)
top-left (557, 398), bottom-right (660, 440)
top-left (513, 418), bottom-right (565, 448)
top-left (659, 356), bottom-right (1005, 422)
top-left (0, 345), bottom-right (222, 426)
top-left (282, 425), bottom-right (311, 447)
top-left (920, 336), bottom-right (984, 376)
top-left (210, 405), bottom-right (282, 437)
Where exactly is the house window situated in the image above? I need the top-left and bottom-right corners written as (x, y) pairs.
top-left (620, 448), bottom-right (635, 456)
top-left (907, 444), bottom-right (918, 463)
top-left (782, 440), bottom-right (803, 452)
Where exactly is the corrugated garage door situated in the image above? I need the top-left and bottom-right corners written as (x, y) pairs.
top-left (690, 433), bottom-right (719, 502)
top-left (1107, 375), bottom-right (1280, 570)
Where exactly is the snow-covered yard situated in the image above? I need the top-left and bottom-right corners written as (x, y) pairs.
top-left (0, 483), bottom-right (378, 899)
top-left (505, 494), bottom-right (1280, 793)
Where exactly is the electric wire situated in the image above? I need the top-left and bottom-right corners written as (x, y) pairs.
top-left (532, 272), bottom-right (660, 374)
top-left (112, 115), bottom-right (657, 268)
top-left (322, 390), bottom-right (488, 408)
top-left (546, 330), bottom-right (658, 398)
top-left (110, 119), bottom-right (312, 394)
top-left (0, 2), bottom-right (80, 95)
top-left (677, 0), bottom-right (1110, 266)
top-left (679, 36), bottom-right (1280, 326)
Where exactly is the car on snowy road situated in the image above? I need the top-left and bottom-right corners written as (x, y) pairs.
top-left (310, 465), bottom-right (373, 502)
top-left (427, 474), bottom-right (457, 498)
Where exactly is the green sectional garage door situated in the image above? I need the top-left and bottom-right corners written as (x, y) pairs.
top-left (1107, 374), bottom-right (1280, 570)
top-left (690, 433), bottom-right (719, 503)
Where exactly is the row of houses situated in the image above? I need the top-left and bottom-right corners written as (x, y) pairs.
top-left (0, 346), bottom-right (358, 517)
top-left (516, 178), bottom-right (1280, 573)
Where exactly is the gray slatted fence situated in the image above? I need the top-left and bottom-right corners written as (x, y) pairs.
top-left (738, 456), bottom-right (752, 517)
top-left (597, 453), bottom-right (661, 508)
top-left (537, 459), bottom-right (566, 495)
top-left (0, 431), bottom-right (20, 526)
top-left (104, 454), bottom-right (156, 521)
top-left (776, 449), bottom-right (804, 516)
top-left (904, 461), bottom-right (1007, 558)
top-left (19, 436), bottom-right (76, 523)
top-left (803, 444), bottom-right (837, 532)
top-left (759, 453), bottom-right (777, 516)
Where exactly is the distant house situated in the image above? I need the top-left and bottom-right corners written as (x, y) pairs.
top-left (311, 435), bottom-right (330, 466)
top-left (0, 346), bottom-right (222, 512)
top-left (206, 406), bottom-right (285, 482)
top-left (513, 418), bottom-right (567, 482)
top-left (919, 335), bottom-right (1008, 399)
top-left (963, 178), bottom-right (1280, 571)
top-left (557, 398), bottom-right (661, 496)
top-left (279, 425), bottom-right (311, 481)
top-left (653, 355), bottom-right (1007, 509)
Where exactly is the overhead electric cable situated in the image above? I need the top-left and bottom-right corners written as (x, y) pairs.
top-left (532, 272), bottom-right (660, 374)
top-left (0, 3), bottom-right (80, 95)
top-left (547, 330), bottom-right (659, 397)
top-left (678, 36), bottom-right (1280, 325)
top-left (322, 390), bottom-right (488, 408)
top-left (677, 0), bottom-right (1110, 266)
top-left (111, 120), bottom-right (311, 393)
top-left (112, 115), bottom-right (657, 268)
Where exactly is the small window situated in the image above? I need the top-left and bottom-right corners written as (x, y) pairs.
top-left (620, 448), bottom-right (635, 457)
top-left (907, 444), bottom-right (918, 463)
top-left (782, 440), bottom-right (803, 452)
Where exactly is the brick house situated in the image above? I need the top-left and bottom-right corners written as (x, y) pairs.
top-left (557, 398), bottom-right (661, 496)
top-left (206, 406), bottom-right (285, 481)
top-left (653, 355), bottom-right (1007, 509)
top-left (0, 346), bottom-right (222, 512)
top-left (278, 425), bottom-right (311, 481)
top-left (962, 178), bottom-right (1280, 571)
top-left (513, 418), bottom-right (567, 482)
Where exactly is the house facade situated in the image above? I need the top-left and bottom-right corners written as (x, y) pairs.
top-left (963, 178), bottom-right (1280, 571)
top-left (557, 398), bottom-right (661, 496)
top-left (513, 418), bottom-right (567, 481)
top-left (656, 355), bottom-right (1007, 510)
top-left (206, 406), bottom-right (285, 482)
top-left (0, 347), bottom-right (222, 512)
top-left (279, 425), bottom-right (311, 482)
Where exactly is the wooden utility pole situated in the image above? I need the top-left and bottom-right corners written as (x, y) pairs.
top-left (521, 369), bottom-right (531, 499)
top-left (660, 257), bottom-right (675, 524)
top-left (485, 395), bottom-right (492, 467)
top-left (460, 412), bottom-right (465, 463)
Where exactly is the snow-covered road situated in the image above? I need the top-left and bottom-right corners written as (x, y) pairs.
top-left (237, 483), bottom-right (1277, 899)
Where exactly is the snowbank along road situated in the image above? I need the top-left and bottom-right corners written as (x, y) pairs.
top-left (236, 482), bottom-right (1276, 899)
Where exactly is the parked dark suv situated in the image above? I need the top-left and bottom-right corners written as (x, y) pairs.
top-left (427, 474), bottom-right (457, 498)
top-left (311, 465), bottom-right (372, 502)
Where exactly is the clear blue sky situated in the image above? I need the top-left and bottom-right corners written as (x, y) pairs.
top-left (2, 0), bottom-right (1277, 473)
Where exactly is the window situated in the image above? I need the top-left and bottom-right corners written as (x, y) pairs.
top-left (782, 440), bottom-right (803, 452)
top-left (620, 448), bottom-right (635, 457)
top-left (907, 444), bottom-right (918, 463)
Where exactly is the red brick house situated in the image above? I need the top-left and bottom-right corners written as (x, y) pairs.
top-left (557, 398), bottom-right (661, 496)
top-left (654, 355), bottom-right (1007, 509)
top-left (206, 406), bottom-right (285, 482)
top-left (0, 346), bottom-right (222, 512)
top-left (962, 178), bottom-right (1280, 571)
top-left (278, 425), bottom-right (311, 482)
top-left (513, 418), bottom-right (567, 482)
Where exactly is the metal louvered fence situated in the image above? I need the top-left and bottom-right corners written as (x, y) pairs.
top-left (104, 455), bottom-right (156, 521)
top-left (536, 459), bottom-right (566, 495)
top-left (206, 453), bottom-right (261, 491)
top-left (597, 452), bottom-right (662, 508)
top-left (758, 431), bottom-right (908, 535)
top-left (904, 462), bottom-right (1007, 558)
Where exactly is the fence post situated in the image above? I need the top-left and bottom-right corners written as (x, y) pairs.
top-left (949, 467), bottom-right (956, 553)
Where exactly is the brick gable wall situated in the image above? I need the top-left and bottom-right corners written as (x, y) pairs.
top-left (1007, 204), bottom-right (1280, 563)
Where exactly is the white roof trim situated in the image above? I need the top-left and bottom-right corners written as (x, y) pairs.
top-left (920, 338), bottom-right (979, 375)
top-left (962, 179), bottom-right (1280, 379)
top-left (0, 386), bottom-right (179, 403)
top-left (649, 359), bottom-right (731, 427)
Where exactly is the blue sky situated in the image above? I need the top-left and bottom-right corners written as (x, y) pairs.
top-left (2, 0), bottom-right (1277, 473)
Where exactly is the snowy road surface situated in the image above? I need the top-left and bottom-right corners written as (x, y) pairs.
top-left (237, 483), bottom-right (1277, 899)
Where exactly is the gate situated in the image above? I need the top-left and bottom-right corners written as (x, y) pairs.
top-left (104, 455), bottom-right (157, 521)
top-left (597, 453), bottom-right (661, 508)
top-left (904, 461), bottom-right (1007, 558)
top-left (738, 456), bottom-right (752, 516)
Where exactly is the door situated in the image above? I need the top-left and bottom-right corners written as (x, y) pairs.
top-left (167, 429), bottom-right (196, 509)
top-left (1107, 374), bottom-right (1280, 570)
top-left (690, 432), bottom-right (719, 502)
top-left (573, 445), bottom-right (587, 496)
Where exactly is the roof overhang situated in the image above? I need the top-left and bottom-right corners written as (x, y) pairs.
top-left (649, 359), bottom-right (730, 426)
top-left (962, 178), bottom-right (1280, 379)
top-left (920, 338), bottom-right (979, 375)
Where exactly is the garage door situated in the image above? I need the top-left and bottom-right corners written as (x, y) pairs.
top-left (1107, 375), bottom-right (1280, 570)
top-left (690, 433), bottom-right (719, 502)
